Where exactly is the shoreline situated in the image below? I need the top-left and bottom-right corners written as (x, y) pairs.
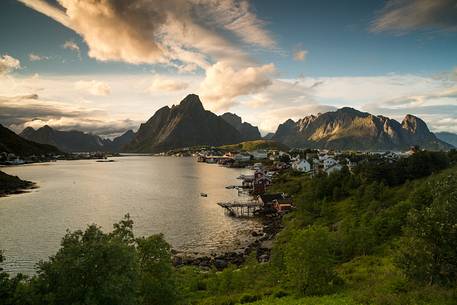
top-left (172, 211), bottom-right (283, 270)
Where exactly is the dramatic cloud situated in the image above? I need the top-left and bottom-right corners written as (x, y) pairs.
top-left (200, 61), bottom-right (276, 111)
top-left (0, 54), bottom-right (21, 75)
top-left (62, 40), bottom-right (81, 58)
top-left (372, 0), bottom-right (457, 33)
top-left (75, 80), bottom-right (111, 96)
top-left (0, 94), bottom-right (138, 137)
top-left (28, 53), bottom-right (49, 61)
top-left (293, 49), bottom-right (308, 61)
top-left (19, 0), bottom-right (274, 68)
top-left (147, 76), bottom-right (189, 92)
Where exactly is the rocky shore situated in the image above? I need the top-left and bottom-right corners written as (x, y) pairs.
top-left (172, 215), bottom-right (283, 270)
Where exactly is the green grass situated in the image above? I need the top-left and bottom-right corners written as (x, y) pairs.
top-left (219, 140), bottom-right (289, 152)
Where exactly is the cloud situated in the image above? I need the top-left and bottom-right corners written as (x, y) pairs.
top-left (75, 80), bottom-right (111, 96)
top-left (293, 49), bottom-right (308, 61)
top-left (147, 76), bottom-right (189, 92)
top-left (0, 94), bottom-right (137, 137)
top-left (62, 40), bottom-right (81, 58)
top-left (200, 61), bottom-right (276, 111)
top-left (19, 0), bottom-right (274, 68)
top-left (28, 53), bottom-right (49, 61)
top-left (0, 54), bottom-right (21, 75)
top-left (371, 0), bottom-right (457, 33)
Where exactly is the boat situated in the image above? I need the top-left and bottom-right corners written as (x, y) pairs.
top-left (200, 193), bottom-right (208, 197)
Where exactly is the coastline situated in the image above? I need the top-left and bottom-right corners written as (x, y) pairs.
top-left (172, 214), bottom-right (283, 270)
top-left (0, 170), bottom-right (36, 198)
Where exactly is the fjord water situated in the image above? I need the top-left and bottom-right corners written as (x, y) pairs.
top-left (0, 156), bottom-right (261, 274)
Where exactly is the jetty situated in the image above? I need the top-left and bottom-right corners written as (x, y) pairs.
top-left (217, 200), bottom-right (263, 217)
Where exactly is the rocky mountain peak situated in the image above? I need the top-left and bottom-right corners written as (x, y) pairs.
top-left (177, 94), bottom-right (204, 112)
top-left (402, 114), bottom-right (430, 134)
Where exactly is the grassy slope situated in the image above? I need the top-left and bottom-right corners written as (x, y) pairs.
top-left (219, 140), bottom-right (289, 152)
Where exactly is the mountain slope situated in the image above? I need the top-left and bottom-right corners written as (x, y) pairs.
top-left (220, 112), bottom-right (261, 141)
top-left (272, 107), bottom-right (452, 151)
top-left (0, 124), bottom-right (60, 156)
top-left (435, 132), bottom-right (457, 148)
top-left (125, 94), bottom-right (243, 153)
top-left (20, 126), bottom-right (134, 153)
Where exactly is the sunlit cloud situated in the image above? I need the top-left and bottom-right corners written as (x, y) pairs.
top-left (75, 80), bottom-right (111, 96)
top-left (371, 0), bottom-right (457, 33)
top-left (0, 54), bottom-right (21, 75)
top-left (200, 61), bottom-right (276, 111)
top-left (293, 49), bottom-right (308, 61)
top-left (28, 53), bottom-right (49, 62)
top-left (147, 76), bottom-right (189, 92)
top-left (62, 40), bottom-right (81, 58)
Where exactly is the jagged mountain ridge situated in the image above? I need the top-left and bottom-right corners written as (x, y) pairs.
top-left (124, 94), bottom-right (244, 153)
top-left (0, 124), bottom-right (61, 156)
top-left (272, 107), bottom-right (452, 151)
top-left (20, 126), bottom-right (135, 153)
top-left (220, 112), bottom-right (261, 141)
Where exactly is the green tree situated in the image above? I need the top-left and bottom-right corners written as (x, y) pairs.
top-left (284, 225), bottom-right (340, 295)
top-left (396, 174), bottom-right (457, 286)
top-left (137, 234), bottom-right (178, 305)
top-left (33, 217), bottom-right (140, 305)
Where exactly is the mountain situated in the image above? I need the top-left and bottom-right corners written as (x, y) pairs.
top-left (20, 126), bottom-right (135, 153)
top-left (272, 107), bottom-right (452, 151)
top-left (220, 112), bottom-right (261, 141)
top-left (0, 124), bottom-right (60, 156)
top-left (104, 130), bottom-right (136, 152)
top-left (263, 133), bottom-right (275, 140)
top-left (125, 94), bottom-right (243, 153)
top-left (435, 132), bottom-right (457, 148)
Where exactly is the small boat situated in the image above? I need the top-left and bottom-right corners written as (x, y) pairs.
top-left (225, 185), bottom-right (236, 189)
top-left (200, 193), bottom-right (208, 197)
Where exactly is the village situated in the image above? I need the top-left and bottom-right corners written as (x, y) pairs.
top-left (188, 146), bottom-right (418, 218)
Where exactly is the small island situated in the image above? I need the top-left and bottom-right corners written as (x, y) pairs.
top-left (0, 170), bottom-right (34, 197)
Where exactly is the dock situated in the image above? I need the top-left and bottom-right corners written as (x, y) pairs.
top-left (217, 200), bottom-right (263, 217)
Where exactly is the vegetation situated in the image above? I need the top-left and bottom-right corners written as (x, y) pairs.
top-left (0, 171), bottom-right (33, 196)
top-left (219, 140), bottom-right (289, 152)
top-left (2, 150), bottom-right (457, 304)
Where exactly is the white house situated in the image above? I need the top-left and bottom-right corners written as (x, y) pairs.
top-left (323, 157), bottom-right (338, 169)
top-left (291, 159), bottom-right (311, 173)
top-left (325, 163), bottom-right (343, 174)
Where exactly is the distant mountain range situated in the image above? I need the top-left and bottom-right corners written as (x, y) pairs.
top-left (272, 107), bottom-right (452, 151)
top-left (0, 124), bottom-right (61, 156)
top-left (6, 94), bottom-right (456, 154)
top-left (20, 126), bottom-right (135, 153)
top-left (435, 132), bottom-right (457, 148)
top-left (124, 94), bottom-right (251, 153)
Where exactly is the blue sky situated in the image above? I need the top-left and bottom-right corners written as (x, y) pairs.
top-left (0, 0), bottom-right (456, 136)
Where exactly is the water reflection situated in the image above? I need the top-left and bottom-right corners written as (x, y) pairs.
top-left (0, 156), bottom-right (261, 274)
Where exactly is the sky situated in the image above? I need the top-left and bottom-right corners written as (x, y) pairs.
top-left (0, 0), bottom-right (456, 137)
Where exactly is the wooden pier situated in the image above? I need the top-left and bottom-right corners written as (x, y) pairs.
top-left (217, 201), bottom-right (263, 217)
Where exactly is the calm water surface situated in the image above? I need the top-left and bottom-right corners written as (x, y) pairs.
top-left (0, 156), bottom-right (261, 274)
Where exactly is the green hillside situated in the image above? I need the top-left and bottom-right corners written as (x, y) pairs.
top-left (219, 140), bottom-right (289, 151)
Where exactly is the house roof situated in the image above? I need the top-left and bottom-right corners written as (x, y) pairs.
top-left (258, 193), bottom-right (284, 204)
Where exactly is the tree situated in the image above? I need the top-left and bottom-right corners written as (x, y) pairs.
top-left (396, 174), bottom-right (457, 286)
top-left (284, 225), bottom-right (340, 295)
top-left (137, 234), bottom-right (178, 305)
top-left (33, 217), bottom-right (140, 305)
